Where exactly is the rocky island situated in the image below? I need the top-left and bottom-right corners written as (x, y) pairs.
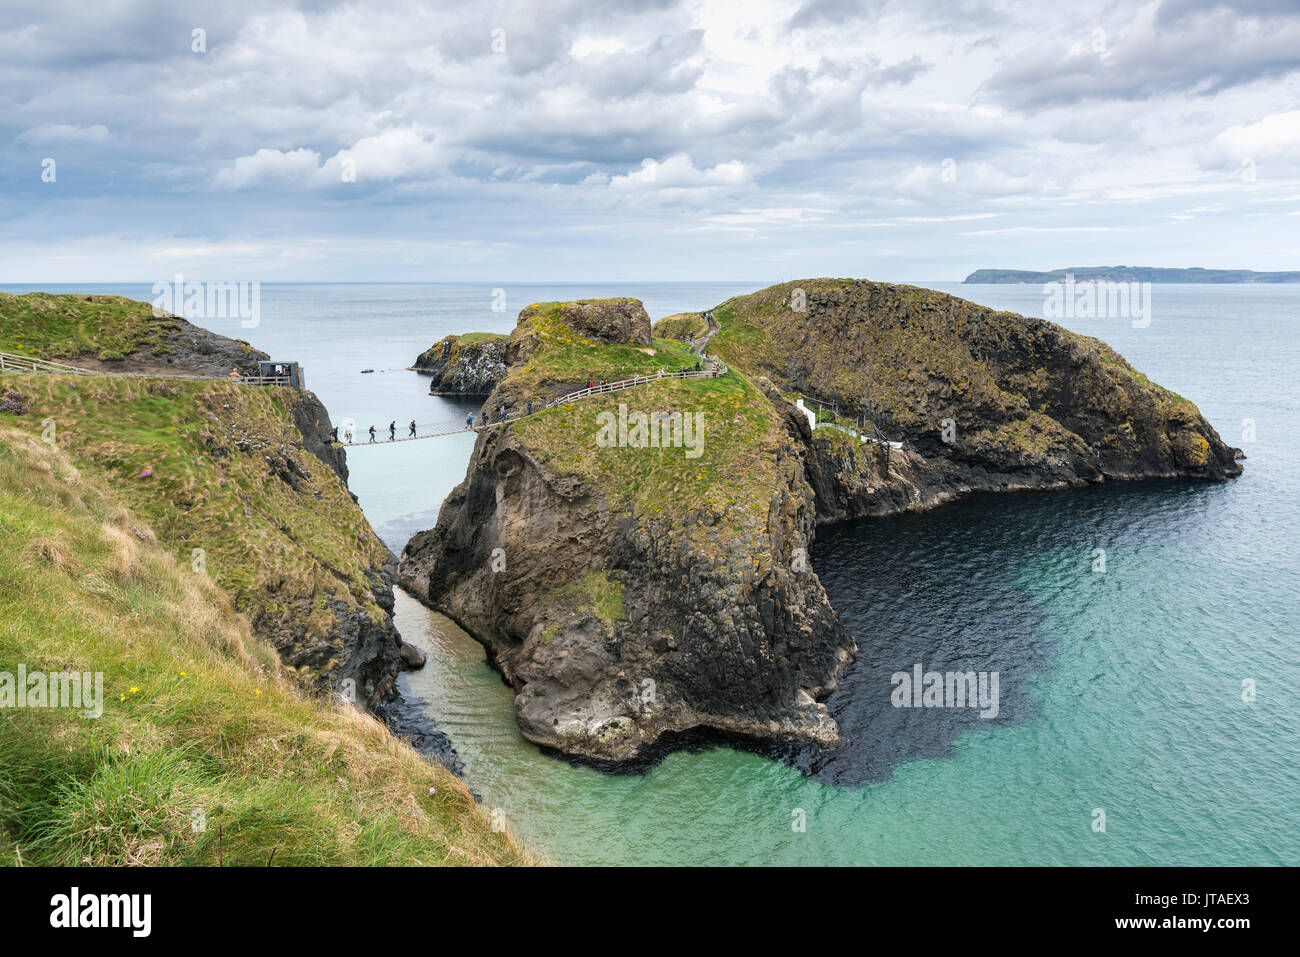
top-left (400, 279), bottom-right (1243, 764)
top-left (414, 332), bottom-right (509, 395)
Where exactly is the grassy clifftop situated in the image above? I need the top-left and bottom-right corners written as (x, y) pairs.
top-left (0, 428), bottom-right (528, 865)
top-left (0, 292), bottom-right (176, 361)
top-left (495, 299), bottom-right (784, 525)
top-left (0, 372), bottom-right (405, 703)
top-left (399, 297), bottom-right (849, 762)
top-left (708, 278), bottom-right (1238, 479)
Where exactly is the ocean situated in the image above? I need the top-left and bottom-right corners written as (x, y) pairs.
top-left (7, 280), bottom-right (1297, 865)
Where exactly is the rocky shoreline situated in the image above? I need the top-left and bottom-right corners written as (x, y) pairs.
top-left (398, 281), bottom-right (1243, 766)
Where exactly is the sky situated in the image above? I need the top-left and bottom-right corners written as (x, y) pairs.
top-left (2, 0), bottom-right (1298, 283)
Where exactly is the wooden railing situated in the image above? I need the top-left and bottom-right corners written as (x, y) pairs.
top-left (0, 351), bottom-right (294, 387)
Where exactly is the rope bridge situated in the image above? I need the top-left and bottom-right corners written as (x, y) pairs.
top-left (341, 360), bottom-right (728, 447)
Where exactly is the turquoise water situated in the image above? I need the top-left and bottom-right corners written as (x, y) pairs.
top-left (9, 281), bottom-right (1297, 864)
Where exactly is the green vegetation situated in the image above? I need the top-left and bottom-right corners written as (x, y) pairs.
top-left (540, 571), bottom-right (626, 644)
top-left (0, 373), bottom-right (391, 685)
top-left (0, 292), bottom-right (179, 361)
top-left (651, 312), bottom-right (707, 340)
top-left (512, 369), bottom-right (785, 525)
top-left (507, 302), bottom-right (701, 397)
top-left (707, 278), bottom-right (1203, 445)
top-left (0, 428), bottom-right (530, 865)
top-left (454, 332), bottom-right (508, 345)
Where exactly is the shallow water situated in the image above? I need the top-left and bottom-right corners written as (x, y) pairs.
top-left (9, 280), bottom-right (1297, 864)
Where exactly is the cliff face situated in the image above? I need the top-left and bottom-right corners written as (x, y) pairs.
top-left (414, 334), bottom-right (508, 395)
top-left (0, 426), bottom-right (527, 866)
top-left (401, 300), bottom-right (853, 761)
top-left (402, 279), bottom-right (1242, 765)
top-left (3, 372), bottom-right (407, 707)
top-left (1, 293), bottom-right (412, 706)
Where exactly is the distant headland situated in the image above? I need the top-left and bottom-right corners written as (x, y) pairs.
top-left (964, 266), bottom-right (1300, 284)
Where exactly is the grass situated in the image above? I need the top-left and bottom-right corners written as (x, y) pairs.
top-left (540, 571), bottom-right (626, 645)
top-left (707, 278), bottom-right (1205, 443)
top-left (511, 369), bottom-right (786, 525)
top-left (454, 332), bottom-right (508, 345)
top-left (651, 313), bottom-right (707, 340)
top-left (506, 301), bottom-right (702, 397)
top-left (0, 292), bottom-right (179, 361)
top-left (0, 372), bottom-right (394, 691)
top-left (0, 428), bottom-right (531, 865)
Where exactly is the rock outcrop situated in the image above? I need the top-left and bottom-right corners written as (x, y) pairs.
top-left (517, 298), bottom-right (652, 346)
top-left (399, 280), bottom-right (1243, 765)
top-left (414, 334), bottom-right (509, 395)
top-left (710, 279), bottom-right (1241, 525)
top-left (401, 294), bottom-right (854, 762)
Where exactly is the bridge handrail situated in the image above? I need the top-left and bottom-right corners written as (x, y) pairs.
top-left (0, 351), bottom-right (294, 387)
top-left (544, 362), bottom-right (727, 409)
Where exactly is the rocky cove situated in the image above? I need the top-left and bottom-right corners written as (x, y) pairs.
top-left (397, 280), bottom-right (1243, 766)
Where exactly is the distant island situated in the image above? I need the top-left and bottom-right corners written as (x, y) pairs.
top-left (964, 267), bottom-right (1300, 284)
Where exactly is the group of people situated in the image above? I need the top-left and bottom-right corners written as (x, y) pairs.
top-left (329, 419), bottom-right (418, 443)
top-left (464, 400), bottom-right (537, 430)
top-left (329, 355), bottom-right (723, 445)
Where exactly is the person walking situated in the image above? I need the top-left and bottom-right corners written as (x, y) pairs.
top-left (526, 399), bottom-right (533, 415)
top-left (368, 425), bottom-right (376, 443)
top-left (387, 420), bottom-right (396, 441)
top-left (466, 412), bottom-right (475, 430)
top-left (409, 419), bottom-right (417, 437)
top-left (329, 426), bottom-right (339, 443)
top-left (498, 405), bottom-right (507, 423)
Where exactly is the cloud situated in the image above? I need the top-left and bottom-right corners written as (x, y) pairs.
top-left (214, 131), bottom-right (438, 189)
top-left (16, 122), bottom-right (109, 144)
top-left (600, 153), bottom-right (750, 192)
top-left (981, 1), bottom-right (1300, 111)
top-left (1203, 111), bottom-right (1300, 171)
top-left (213, 147), bottom-right (323, 190)
top-left (3, 0), bottom-right (1300, 281)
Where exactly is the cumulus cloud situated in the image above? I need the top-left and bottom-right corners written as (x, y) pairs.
top-left (214, 131), bottom-right (438, 189)
top-left (608, 154), bottom-right (747, 189)
top-left (1202, 111), bottom-right (1300, 172)
top-left (213, 147), bottom-right (323, 190)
